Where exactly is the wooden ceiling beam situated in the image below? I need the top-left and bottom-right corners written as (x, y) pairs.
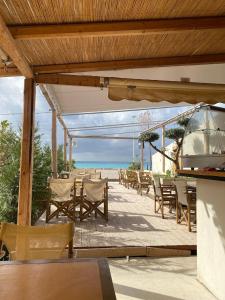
top-left (35, 73), bottom-right (225, 92)
top-left (0, 14), bottom-right (33, 78)
top-left (32, 54), bottom-right (225, 74)
top-left (0, 67), bottom-right (21, 77)
top-left (2, 53), bottom-right (225, 78)
top-left (35, 74), bottom-right (102, 87)
top-left (9, 16), bottom-right (225, 40)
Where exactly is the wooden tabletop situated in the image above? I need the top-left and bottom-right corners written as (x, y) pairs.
top-left (177, 169), bottom-right (225, 181)
top-left (0, 258), bottom-right (116, 300)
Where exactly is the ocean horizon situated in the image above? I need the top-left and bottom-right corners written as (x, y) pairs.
top-left (75, 161), bottom-right (151, 169)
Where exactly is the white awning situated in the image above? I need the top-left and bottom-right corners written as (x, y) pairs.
top-left (42, 64), bottom-right (225, 115)
top-left (45, 84), bottom-right (182, 114)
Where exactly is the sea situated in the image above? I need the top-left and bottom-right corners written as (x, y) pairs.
top-left (75, 161), bottom-right (150, 169)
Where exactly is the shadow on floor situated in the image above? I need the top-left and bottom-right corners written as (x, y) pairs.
top-left (110, 257), bottom-right (196, 276)
top-left (114, 283), bottom-right (183, 300)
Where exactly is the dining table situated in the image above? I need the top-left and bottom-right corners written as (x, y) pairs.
top-left (0, 258), bottom-right (116, 300)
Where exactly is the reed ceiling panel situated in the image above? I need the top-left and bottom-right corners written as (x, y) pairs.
top-left (1, 0), bottom-right (225, 25)
top-left (16, 29), bottom-right (225, 66)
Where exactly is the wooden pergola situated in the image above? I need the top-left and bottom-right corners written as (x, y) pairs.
top-left (1, 1), bottom-right (225, 225)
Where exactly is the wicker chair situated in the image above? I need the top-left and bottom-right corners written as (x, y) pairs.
top-left (0, 222), bottom-right (74, 260)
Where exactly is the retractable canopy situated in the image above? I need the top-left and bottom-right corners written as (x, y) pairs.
top-left (108, 78), bottom-right (225, 104)
top-left (41, 64), bottom-right (225, 115)
top-left (44, 84), bottom-right (157, 114)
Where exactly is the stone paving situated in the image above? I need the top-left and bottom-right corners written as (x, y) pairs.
top-left (38, 182), bottom-right (196, 247)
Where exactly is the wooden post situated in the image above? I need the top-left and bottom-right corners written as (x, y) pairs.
top-left (51, 109), bottom-right (57, 178)
top-left (69, 137), bottom-right (73, 170)
top-left (64, 128), bottom-right (67, 170)
top-left (17, 78), bottom-right (36, 225)
top-left (162, 126), bottom-right (166, 173)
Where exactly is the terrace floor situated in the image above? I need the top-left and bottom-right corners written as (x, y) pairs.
top-left (38, 182), bottom-right (196, 248)
top-left (110, 256), bottom-right (216, 300)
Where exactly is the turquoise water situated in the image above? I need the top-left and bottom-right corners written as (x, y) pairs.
top-left (75, 161), bottom-right (150, 169)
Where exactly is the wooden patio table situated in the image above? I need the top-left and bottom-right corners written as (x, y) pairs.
top-left (0, 258), bottom-right (116, 300)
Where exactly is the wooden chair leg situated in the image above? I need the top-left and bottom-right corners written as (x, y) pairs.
top-left (176, 199), bottom-right (179, 224)
top-left (79, 203), bottom-right (83, 221)
top-left (68, 240), bottom-right (73, 258)
top-left (104, 196), bottom-right (108, 221)
top-left (46, 202), bottom-right (50, 223)
top-left (73, 200), bottom-right (76, 221)
top-left (161, 199), bottom-right (164, 219)
top-left (187, 205), bottom-right (191, 232)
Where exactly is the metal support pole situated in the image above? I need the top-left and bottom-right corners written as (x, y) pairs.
top-left (140, 142), bottom-right (144, 170)
top-left (64, 128), bottom-right (67, 170)
top-left (51, 109), bottom-right (57, 178)
top-left (69, 137), bottom-right (73, 170)
top-left (162, 125), bottom-right (166, 173)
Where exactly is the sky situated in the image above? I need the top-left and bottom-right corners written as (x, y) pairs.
top-left (0, 76), bottom-right (191, 163)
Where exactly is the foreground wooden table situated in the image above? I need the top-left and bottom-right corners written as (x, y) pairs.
top-left (0, 258), bottom-right (116, 300)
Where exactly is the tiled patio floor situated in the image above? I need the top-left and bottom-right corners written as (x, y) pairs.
top-left (38, 182), bottom-right (196, 248)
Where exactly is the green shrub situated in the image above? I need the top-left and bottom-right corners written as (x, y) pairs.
top-left (0, 121), bottom-right (64, 224)
top-left (128, 161), bottom-right (141, 170)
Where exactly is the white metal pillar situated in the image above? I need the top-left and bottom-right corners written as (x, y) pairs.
top-left (162, 125), bottom-right (166, 173)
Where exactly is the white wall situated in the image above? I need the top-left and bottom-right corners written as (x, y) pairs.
top-left (197, 179), bottom-right (225, 300)
top-left (152, 143), bottom-right (174, 174)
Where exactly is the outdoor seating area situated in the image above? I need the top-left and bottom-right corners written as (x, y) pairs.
top-left (1, 1), bottom-right (225, 299)
top-left (119, 170), bottom-right (197, 232)
top-left (36, 175), bottom-right (196, 250)
top-left (46, 169), bottom-right (108, 223)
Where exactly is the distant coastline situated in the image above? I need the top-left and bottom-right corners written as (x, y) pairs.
top-left (75, 161), bottom-right (150, 169)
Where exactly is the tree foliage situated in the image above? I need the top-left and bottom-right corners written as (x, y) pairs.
top-left (0, 121), bottom-right (65, 224)
top-left (165, 128), bottom-right (185, 143)
top-left (0, 121), bottom-right (20, 222)
top-left (139, 117), bottom-right (190, 170)
top-left (177, 117), bottom-right (190, 128)
top-left (139, 132), bottom-right (159, 144)
top-left (128, 161), bottom-right (141, 170)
